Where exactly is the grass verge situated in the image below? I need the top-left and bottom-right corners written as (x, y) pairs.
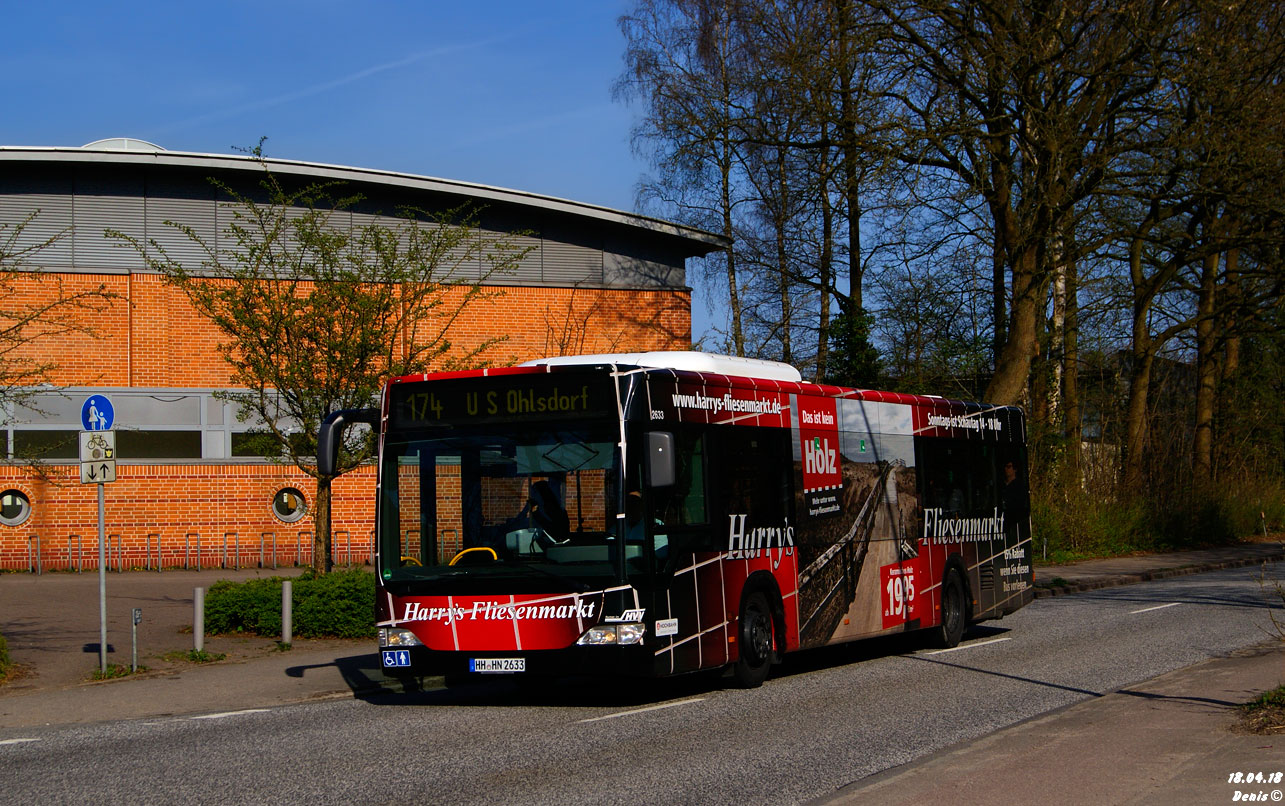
top-left (0, 633), bottom-right (11, 684)
top-left (91, 663), bottom-right (149, 680)
top-left (161, 649), bottom-right (227, 664)
top-left (1240, 686), bottom-right (1285, 735)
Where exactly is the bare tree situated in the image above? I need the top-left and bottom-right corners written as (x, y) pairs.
top-left (114, 158), bottom-right (530, 573)
top-left (1, 213), bottom-right (113, 412)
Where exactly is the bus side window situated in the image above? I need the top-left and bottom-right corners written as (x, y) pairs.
top-left (652, 430), bottom-right (708, 527)
top-left (713, 427), bottom-right (792, 527)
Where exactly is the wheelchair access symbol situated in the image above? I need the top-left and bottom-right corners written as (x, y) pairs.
top-left (382, 650), bottom-right (412, 668)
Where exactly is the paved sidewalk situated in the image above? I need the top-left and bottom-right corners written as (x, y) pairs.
top-left (0, 566), bottom-right (391, 730)
top-left (822, 642), bottom-right (1285, 806)
top-left (1033, 541), bottom-right (1285, 597)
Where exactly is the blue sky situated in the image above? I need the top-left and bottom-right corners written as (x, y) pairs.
top-left (2, 1), bottom-right (717, 340)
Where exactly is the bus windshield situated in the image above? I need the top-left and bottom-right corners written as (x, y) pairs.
top-left (378, 421), bottom-right (627, 591)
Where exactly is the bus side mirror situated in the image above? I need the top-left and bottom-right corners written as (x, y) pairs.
top-left (317, 408), bottom-right (380, 476)
top-left (645, 431), bottom-right (675, 488)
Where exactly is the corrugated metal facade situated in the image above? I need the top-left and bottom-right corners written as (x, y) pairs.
top-left (0, 154), bottom-right (709, 289)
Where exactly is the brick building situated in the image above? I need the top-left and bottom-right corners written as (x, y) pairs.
top-left (0, 140), bottom-right (723, 570)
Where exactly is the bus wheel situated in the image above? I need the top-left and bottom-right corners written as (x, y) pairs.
top-left (930, 570), bottom-right (966, 649)
top-left (734, 591), bottom-right (775, 688)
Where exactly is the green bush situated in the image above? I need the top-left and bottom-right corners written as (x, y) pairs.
top-left (0, 632), bottom-right (10, 677)
top-left (1031, 484), bottom-right (1154, 563)
top-left (205, 576), bottom-right (286, 635)
top-left (1031, 468), bottom-right (1285, 564)
top-left (204, 569), bottom-right (375, 639)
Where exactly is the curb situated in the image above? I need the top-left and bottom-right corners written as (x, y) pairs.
top-left (1033, 550), bottom-right (1285, 598)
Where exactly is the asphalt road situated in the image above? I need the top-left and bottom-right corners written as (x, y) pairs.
top-left (2, 563), bottom-right (1280, 805)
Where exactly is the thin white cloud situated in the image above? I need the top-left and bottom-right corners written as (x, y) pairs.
top-left (152, 36), bottom-right (512, 137)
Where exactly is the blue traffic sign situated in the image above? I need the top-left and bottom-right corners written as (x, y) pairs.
top-left (81, 395), bottom-right (115, 431)
top-left (382, 650), bottom-right (411, 668)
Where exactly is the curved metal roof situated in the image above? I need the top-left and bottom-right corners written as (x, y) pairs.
top-left (0, 144), bottom-right (728, 255)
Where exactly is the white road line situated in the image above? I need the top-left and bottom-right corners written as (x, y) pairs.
top-left (1130, 602), bottom-right (1183, 615)
top-left (189, 709), bottom-right (271, 721)
top-left (924, 636), bottom-right (1012, 655)
top-left (578, 698), bottom-right (705, 724)
top-left (0, 738), bottom-right (39, 746)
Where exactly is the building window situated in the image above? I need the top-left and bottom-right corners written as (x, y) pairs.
top-left (232, 432), bottom-right (279, 457)
top-left (272, 488), bottom-right (308, 523)
top-left (12, 431), bottom-right (79, 460)
top-left (116, 430), bottom-right (203, 459)
top-left (1, 490), bottom-right (31, 526)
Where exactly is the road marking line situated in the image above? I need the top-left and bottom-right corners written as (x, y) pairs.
top-left (924, 636), bottom-right (1011, 655)
top-left (578, 698), bottom-right (705, 724)
top-left (0, 738), bottom-right (39, 746)
top-left (189, 709), bottom-right (270, 721)
top-left (1130, 602), bottom-right (1183, 615)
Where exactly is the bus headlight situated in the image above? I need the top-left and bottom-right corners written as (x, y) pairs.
top-left (379, 627), bottom-right (423, 648)
top-left (576, 623), bottom-right (645, 646)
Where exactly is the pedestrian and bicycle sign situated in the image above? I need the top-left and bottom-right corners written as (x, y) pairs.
top-left (81, 395), bottom-right (114, 431)
top-left (79, 430), bottom-right (116, 483)
top-left (79, 395), bottom-right (116, 484)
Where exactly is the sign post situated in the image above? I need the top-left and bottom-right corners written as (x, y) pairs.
top-left (80, 395), bottom-right (115, 675)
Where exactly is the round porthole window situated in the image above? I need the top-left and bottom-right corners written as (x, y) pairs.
top-left (1, 490), bottom-right (32, 526)
top-left (272, 488), bottom-right (308, 523)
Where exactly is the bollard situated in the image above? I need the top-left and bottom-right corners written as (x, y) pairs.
top-left (147, 532), bottom-right (160, 572)
top-left (27, 534), bottom-right (41, 575)
top-left (131, 608), bottom-right (142, 672)
top-left (194, 587), bottom-right (205, 653)
top-left (335, 530), bottom-right (350, 567)
top-left (281, 580), bottom-right (293, 646)
top-left (186, 532), bottom-right (201, 571)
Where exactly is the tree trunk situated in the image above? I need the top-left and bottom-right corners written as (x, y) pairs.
top-left (1123, 345), bottom-right (1155, 495)
top-left (1193, 250), bottom-right (1220, 486)
top-left (718, 26), bottom-right (744, 357)
top-left (984, 247), bottom-right (1039, 405)
top-left (1222, 248), bottom-right (1240, 380)
top-left (722, 145), bottom-right (744, 355)
top-left (774, 148), bottom-right (793, 365)
top-left (313, 475), bottom-right (333, 575)
top-left (1048, 238), bottom-right (1067, 427)
top-left (816, 136), bottom-right (834, 380)
top-left (1063, 250), bottom-right (1082, 489)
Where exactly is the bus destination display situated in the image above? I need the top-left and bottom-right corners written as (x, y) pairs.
top-left (390, 375), bottom-right (610, 427)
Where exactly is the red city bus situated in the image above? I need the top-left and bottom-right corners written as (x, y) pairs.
top-left (318, 352), bottom-right (1033, 687)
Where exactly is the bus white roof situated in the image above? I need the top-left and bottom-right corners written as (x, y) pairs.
top-left (520, 351), bottom-right (804, 383)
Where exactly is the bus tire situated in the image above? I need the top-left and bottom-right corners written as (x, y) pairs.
top-left (929, 569), bottom-right (966, 649)
top-left (733, 591), bottom-right (775, 688)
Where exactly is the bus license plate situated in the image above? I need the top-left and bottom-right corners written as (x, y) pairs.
top-left (470, 657), bottom-right (525, 674)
